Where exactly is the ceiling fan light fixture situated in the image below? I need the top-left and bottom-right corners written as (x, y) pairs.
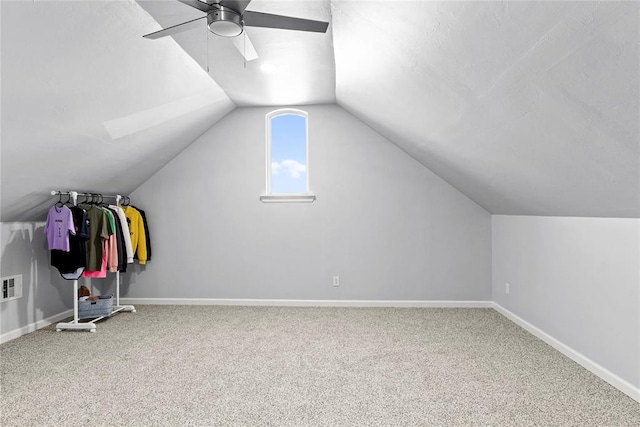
top-left (207, 7), bottom-right (243, 37)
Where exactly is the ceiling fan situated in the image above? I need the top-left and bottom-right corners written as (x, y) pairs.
top-left (143, 0), bottom-right (329, 61)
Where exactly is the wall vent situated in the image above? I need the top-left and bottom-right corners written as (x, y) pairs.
top-left (1, 275), bottom-right (23, 302)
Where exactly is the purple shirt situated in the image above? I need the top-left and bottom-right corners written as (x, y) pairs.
top-left (45, 205), bottom-right (75, 251)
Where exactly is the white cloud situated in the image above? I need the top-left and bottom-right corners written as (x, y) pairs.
top-left (272, 159), bottom-right (306, 179)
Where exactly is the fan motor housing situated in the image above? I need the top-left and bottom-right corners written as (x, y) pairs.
top-left (207, 6), bottom-right (243, 37)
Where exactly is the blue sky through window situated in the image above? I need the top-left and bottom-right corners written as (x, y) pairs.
top-left (270, 113), bottom-right (307, 193)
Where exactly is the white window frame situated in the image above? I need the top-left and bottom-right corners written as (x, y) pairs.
top-left (260, 108), bottom-right (315, 203)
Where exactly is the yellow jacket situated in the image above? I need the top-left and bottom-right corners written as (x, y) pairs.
top-left (123, 206), bottom-right (147, 265)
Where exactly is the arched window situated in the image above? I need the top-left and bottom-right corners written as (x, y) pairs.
top-left (261, 109), bottom-right (315, 202)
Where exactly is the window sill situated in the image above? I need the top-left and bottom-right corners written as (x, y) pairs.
top-left (260, 194), bottom-right (316, 203)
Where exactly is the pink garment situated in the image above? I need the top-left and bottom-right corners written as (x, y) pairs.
top-left (82, 239), bottom-right (107, 278)
top-left (107, 233), bottom-right (118, 273)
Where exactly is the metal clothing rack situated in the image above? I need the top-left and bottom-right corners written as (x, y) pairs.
top-left (50, 190), bottom-right (136, 333)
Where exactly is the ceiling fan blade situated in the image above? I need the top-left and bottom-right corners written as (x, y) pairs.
top-left (177, 0), bottom-right (217, 14)
top-left (230, 32), bottom-right (259, 61)
top-left (143, 16), bottom-right (206, 39)
top-left (220, 0), bottom-right (252, 14)
top-left (243, 11), bottom-right (329, 33)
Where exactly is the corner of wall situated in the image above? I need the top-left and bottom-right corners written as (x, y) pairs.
top-left (490, 215), bottom-right (640, 398)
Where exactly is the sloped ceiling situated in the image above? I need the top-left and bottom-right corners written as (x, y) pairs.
top-left (1, 1), bottom-right (638, 221)
top-left (0, 0), bottom-right (234, 221)
top-left (138, 0), bottom-right (335, 106)
top-left (333, 1), bottom-right (639, 217)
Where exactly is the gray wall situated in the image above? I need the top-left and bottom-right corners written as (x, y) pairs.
top-left (126, 105), bottom-right (492, 300)
top-left (0, 222), bottom-right (72, 336)
top-left (492, 215), bottom-right (640, 387)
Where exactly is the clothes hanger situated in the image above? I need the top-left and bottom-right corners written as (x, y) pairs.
top-left (55, 193), bottom-right (64, 207)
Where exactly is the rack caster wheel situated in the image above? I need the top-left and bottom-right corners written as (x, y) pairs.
top-left (90, 329), bottom-right (96, 333)
top-left (56, 329), bottom-right (61, 332)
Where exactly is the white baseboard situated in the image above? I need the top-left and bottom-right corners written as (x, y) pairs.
top-left (492, 302), bottom-right (640, 403)
top-left (120, 298), bottom-right (492, 308)
top-left (0, 309), bottom-right (73, 344)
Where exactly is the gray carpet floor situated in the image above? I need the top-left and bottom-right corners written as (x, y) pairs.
top-left (1, 306), bottom-right (638, 426)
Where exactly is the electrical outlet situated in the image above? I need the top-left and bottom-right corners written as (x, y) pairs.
top-left (332, 276), bottom-right (340, 287)
top-left (505, 282), bottom-right (510, 295)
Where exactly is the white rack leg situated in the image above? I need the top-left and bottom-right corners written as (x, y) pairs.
top-left (114, 195), bottom-right (136, 312)
top-left (56, 321), bottom-right (96, 333)
top-left (73, 279), bottom-right (78, 322)
top-left (57, 279), bottom-right (93, 332)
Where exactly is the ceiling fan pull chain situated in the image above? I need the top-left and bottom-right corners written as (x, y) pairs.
top-left (243, 30), bottom-right (247, 69)
top-left (207, 28), bottom-right (210, 73)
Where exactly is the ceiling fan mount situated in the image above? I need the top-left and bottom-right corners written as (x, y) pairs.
top-left (143, 0), bottom-right (329, 61)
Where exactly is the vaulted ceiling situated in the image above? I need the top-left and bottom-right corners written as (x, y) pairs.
top-left (1, 0), bottom-right (638, 221)
top-left (1, 0), bottom-right (234, 221)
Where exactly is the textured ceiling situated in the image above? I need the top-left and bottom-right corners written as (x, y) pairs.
top-left (0, 0), bottom-right (234, 221)
top-left (138, 0), bottom-right (336, 106)
top-left (333, 1), bottom-right (639, 217)
top-left (1, 1), bottom-right (638, 221)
